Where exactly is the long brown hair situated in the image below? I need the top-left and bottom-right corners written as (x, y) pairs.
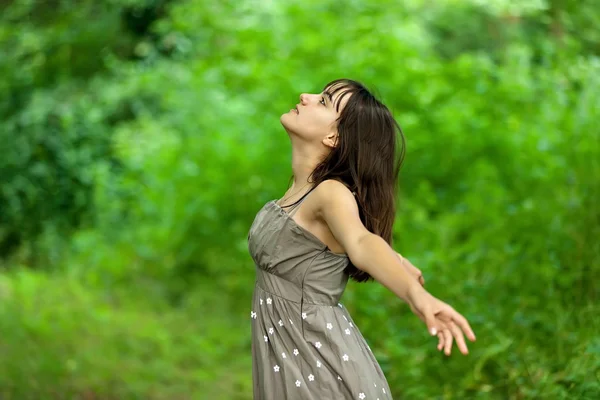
top-left (287, 78), bottom-right (406, 283)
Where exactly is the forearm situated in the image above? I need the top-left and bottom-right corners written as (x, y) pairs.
top-left (352, 234), bottom-right (423, 303)
top-left (396, 252), bottom-right (418, 280)
top-left (395, 252), bottom-right (407, 265)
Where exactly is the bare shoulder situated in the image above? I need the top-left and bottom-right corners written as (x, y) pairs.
top-left (312, 179), bottom-right (357, 216)
top-left (310, 179), bottom-right (370, 259)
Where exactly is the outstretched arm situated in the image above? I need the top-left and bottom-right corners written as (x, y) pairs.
top-left (313, 181), bottom-right (419, 303)
top-left (313, 180), bottom-right (476, 355)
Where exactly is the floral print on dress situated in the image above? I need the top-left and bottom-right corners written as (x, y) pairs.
top-left (249, 198), bottom-right (394, 399)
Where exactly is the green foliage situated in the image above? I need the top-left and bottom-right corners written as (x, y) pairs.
top-left (0, 0), bottom-right (170, 258)
top-left (0, 268), bottom-right (251, 399)
top-left (0, 0), bottom-right (599, 398)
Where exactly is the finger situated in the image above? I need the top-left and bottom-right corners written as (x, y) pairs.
top-left (424, 310), bottom-right (440, 337)
top-left (451, 310), bottom-right (476, 342)
top-left (437, 332), bottom-right (444, 351)
top-left (443, 329), bottom-right (453, 356)
top-left (448, 321), bottom-right (469, 355)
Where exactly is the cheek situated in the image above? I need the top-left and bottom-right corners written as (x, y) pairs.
top-left (303, 112), bottom-right (332, 131)
top-left (302, 117), bottom-right (329, 138)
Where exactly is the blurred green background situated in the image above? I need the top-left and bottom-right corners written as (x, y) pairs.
top-left (1, 0), bottom-right (599, 399)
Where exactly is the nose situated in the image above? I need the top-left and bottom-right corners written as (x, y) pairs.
top-left (299, 93), bottom-right (310, 104)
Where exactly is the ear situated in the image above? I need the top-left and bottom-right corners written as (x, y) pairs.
top-left (322, 131), bottom-right (339, 148)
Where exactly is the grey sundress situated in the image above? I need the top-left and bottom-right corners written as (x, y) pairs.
top-left (248, 188), bottom-right (393, 400)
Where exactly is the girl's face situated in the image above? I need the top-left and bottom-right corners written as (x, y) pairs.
top-left (280, 84), bottom-right (351, 147)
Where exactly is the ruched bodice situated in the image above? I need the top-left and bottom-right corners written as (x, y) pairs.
top-left (248, 200), bottom-right (350, 306)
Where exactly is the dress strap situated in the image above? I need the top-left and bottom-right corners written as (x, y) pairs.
top-left (282, 185), bottom-right (318, 217)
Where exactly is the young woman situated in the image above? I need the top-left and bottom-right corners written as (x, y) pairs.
top-left (247, 79), bottom-right (476, 399)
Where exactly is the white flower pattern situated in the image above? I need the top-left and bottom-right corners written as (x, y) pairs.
top-left (255, 302), bottom-right (390, 398)
top-left (251, 205), bottom-right (395, 399)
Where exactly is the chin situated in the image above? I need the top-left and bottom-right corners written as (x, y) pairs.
top-left (280, 113), bottom-right (293, 129)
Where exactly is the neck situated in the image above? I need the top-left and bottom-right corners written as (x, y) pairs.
top-left (289, 141), bottom-right (325, 190)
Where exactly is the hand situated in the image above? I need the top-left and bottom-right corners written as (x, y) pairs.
top-left (397, 254), bottom-right (425, 286)
top-left (408, 288), bottom-right (476, 356)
